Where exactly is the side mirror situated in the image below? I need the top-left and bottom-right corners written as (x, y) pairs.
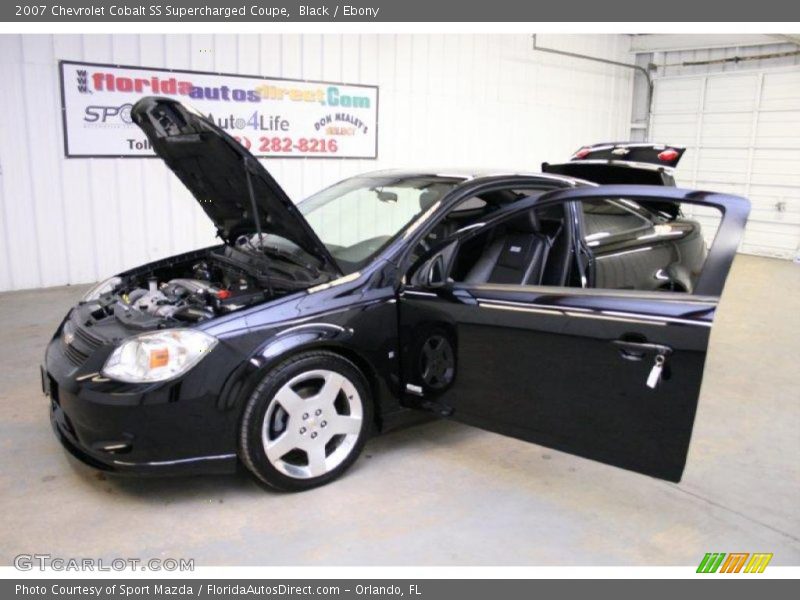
top-left (425, 254), bottom-right (448, 288)
top-left (410, 240), bottom-right (457, 289)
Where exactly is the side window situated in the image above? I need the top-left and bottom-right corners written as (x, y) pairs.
top-left (413, 187), bottom-right (551, 260)
top-left (451, 196), bottom-right (488, 213)
top-left (408, 195), bottom-right (495, 264)
top-left (448, 204), bottom-right (574, 288)
top-left (425, 195), bottom-right (491, 242)
top-left (440, 198), bottom-right (720, 295)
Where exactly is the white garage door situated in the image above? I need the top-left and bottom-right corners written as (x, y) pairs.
top-left (650, 68), bottom-right (800, 260)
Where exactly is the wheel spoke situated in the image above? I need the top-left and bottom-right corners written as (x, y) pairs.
top-left (265, 429), bottom-right (301, 462)
top-left (330, 415), bottom-right (362, 436)
top-left (261, 366), bottom-right (364, 481)
top-left (317, 372), bottom-right (345, 406)
top-left (305, 443), bottom-right (328, 477)
top-left (274, 385), bottom-right (305, 416)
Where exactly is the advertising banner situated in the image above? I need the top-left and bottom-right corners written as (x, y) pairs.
top-left (59, 60), bottom-right (378, 158)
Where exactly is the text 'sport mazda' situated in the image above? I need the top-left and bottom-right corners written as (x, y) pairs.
top-left (42, 97), bottom-right (750, 491)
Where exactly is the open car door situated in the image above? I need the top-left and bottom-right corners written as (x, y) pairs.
top-left (399, 185), bottom-right (749, 482)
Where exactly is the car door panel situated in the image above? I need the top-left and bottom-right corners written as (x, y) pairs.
top-left (399, 186), bottom-right (749, 482)
top-left (468, 289), bottom-right (709, 481)
top-left (401, 286), bottom-right (714, 481)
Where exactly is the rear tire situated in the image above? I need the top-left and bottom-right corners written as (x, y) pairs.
top-left (239, 351), bottom-right (373, 492)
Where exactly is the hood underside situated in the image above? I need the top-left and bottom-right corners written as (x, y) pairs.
top-left (131, 97), bottom-right (340, 276)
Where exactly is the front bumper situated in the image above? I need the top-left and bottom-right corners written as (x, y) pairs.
top-left (43, 328), bottom-right (240, 477)
top-left (49, 396), bottom-right (237, 476)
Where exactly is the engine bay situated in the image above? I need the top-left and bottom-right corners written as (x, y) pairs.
top-left (83, 237), bottom-right (332, 331)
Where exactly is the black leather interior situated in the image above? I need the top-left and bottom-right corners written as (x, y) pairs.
top-left (464, 209), bottom-right (550, 285)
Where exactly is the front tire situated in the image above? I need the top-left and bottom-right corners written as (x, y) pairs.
top-left (239, 351), bottom-right (373, 492)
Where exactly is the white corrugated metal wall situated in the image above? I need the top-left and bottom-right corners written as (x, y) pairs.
top-left (644, 41), bottom-right (800, 259)
top-left (0, 33), bottom-right (633, 292)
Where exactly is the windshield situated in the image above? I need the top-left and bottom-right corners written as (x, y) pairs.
top-left (298, 175), bottom-right (462, 273)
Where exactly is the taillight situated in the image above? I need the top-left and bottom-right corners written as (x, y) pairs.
top-left (658, 149), bottom-right (679, 162)
top-left (574, 147), bottom-right (592, 159)
top-left (216, 290), bottom-right (232, 300)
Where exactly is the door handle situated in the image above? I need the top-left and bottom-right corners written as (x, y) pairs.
top-left (612, 340), bottom-right (671, 361)
top-left (612, 340), bottom-right (673, 389)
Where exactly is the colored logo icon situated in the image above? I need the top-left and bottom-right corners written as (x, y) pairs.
top-left (697, 553), bottom-right (773, 573)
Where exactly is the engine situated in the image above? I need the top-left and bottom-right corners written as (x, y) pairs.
top-left (124, 277), bottom-right (219, 322)
top-left (88, 241), bottom-right (329, 331)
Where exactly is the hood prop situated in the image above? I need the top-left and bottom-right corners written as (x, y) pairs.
top-left (244, 157), bottom-right (274, 297)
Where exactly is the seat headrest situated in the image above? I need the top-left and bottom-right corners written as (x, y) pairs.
top-left (505, 209), bottom-right (540, 233)
top-left (419, 189), bottom-right (440, 211)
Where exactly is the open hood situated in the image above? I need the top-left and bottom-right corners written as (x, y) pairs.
top-left (542, 142), bottom-right (687, 218)
top-left (132, 97), bottom-right (341, 276)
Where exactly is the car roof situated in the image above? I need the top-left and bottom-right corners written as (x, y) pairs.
top-left (352, 168), bottom-right (587, 187)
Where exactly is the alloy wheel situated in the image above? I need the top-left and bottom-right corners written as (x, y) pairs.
top-left (261, 369), bottom-right (363, 479)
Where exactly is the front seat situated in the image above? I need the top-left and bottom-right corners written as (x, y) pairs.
top-left (464, 210), bottom-right (550, 285)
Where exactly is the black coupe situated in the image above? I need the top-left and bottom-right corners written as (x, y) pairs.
top-left (42, 97), bottom-right (749, 491)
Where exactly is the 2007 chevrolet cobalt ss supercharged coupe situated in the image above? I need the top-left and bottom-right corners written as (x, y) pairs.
top-left (43, 97), bottom-right (750, 491)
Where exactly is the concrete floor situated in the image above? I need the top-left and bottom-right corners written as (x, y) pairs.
top-left (0, 254), bottom-right (798, 566)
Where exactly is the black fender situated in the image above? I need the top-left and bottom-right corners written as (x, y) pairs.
top-left (257, 322), bottom-right (355, 363)
top-left (216, 322), bottom-right (387, 430)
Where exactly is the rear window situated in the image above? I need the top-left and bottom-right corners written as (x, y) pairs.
top-left (582, 199), bottom-right (653, 243)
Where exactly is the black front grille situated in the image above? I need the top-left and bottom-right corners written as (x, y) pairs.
top-left (74, 325), bottom-right (103, 351)
top-left (62, 321), bottom-right (104, 367)
top-left (63, 341), bottom-right (89, 366)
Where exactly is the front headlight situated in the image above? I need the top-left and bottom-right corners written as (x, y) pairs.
top-left (102, 329), bottom-right (218, 383)
top-left (82, 276), bottom-right (122, 303)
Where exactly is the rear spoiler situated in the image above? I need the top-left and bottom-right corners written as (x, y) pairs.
top-left (564, 143), bottom-right (686, 168)
top-left (542, 143), bottom-right (687, 219)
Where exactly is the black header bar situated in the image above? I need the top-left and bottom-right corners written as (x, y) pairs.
top-left (3, 0), bottom-right (800, 22)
